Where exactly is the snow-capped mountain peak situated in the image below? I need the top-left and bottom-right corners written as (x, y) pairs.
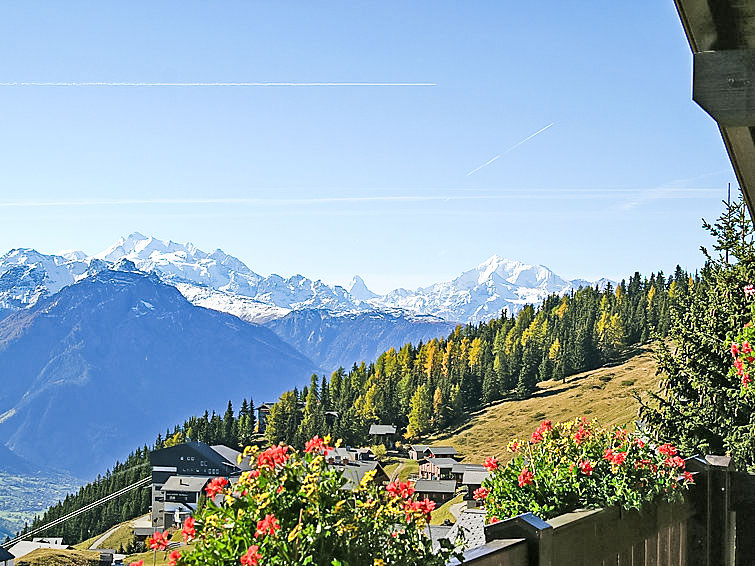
top-left (347, 275), bottom-right (379, 301)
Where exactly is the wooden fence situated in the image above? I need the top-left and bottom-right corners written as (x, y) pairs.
top-left (449, 455), bottom-right (755, 566)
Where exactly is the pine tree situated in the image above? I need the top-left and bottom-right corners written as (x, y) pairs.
top-left (641, 194), bottom-right (755, 469)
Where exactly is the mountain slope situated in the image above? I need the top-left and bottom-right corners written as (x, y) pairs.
top-left (265, 309), bottom-right (458, 371)
top-left (0, 269), bottom-right (318, 477)
top-left (432, 345), bottom-right (657, 463)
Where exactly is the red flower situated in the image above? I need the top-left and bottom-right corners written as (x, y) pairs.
top-left (735, 358), bottom-right (745, 375)
top-left (611, 452), bottom-right (627, 466)
top-left (508, 440), bottom-right (520, 453)
top-left (578, 460), bottom-right (593, 475)
top-left (664, 456), bottom-right (685, 469)
top-left (402, 498), bottom-right (435, 522)
top-left (255, 513), bottom-right (280, 538)
top-left (518, 467), bottom-right (534, 487)
top-left (257, 444), bottom-right (290, 469)
top-left (603, 449), bottom-right (614, 462)
top-left (744, 284), bottom-right (755, 298)
top-left (473, 487), bottom-right (490, 500)
top-left (489, 516), bottom-right (499, 524)
top-left (683, 471), bottom-right (694, 483)
top-left (483, 456), bottom-right (499, 471)
top-left (634, 458), bottom-right (651, 470)
top-left (744, 373), bottom-right (752, 385)
top-left (530, 429), bottom-right (544, 444)
top-left (540, 419), bottom-right (553, 433)
top-left (181, 516), bottom-right (195, 542)
top-left (129, 561), bottom-right (144, 566)
top-left (632, 438), bottom-right (646, 449)
top-left (657, 443), bottom-right (678, 457)
top-left (614, 428), bottom-right (628, 440)
top-left (240, 545), bottom-right (262, 566)
top-left (386, 480), bottom-right (415, 499)
top-left (732, 342), bottom-right (741, 357)
top-left (304, 435), bottom-right (334, 456)
top-left (149, 531), bottom-right (169, 551)
top-left (205, 477), bottom-right (229, 499)
top-left (743, 341), bottom-right (752, 354)
top-left (574, 426), bottom-right (590, 445)
top-left (168, 551), bottom-right (181, 566)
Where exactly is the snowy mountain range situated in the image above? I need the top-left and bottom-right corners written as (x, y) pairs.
top-left (0, 232), bottom-right (610, 326)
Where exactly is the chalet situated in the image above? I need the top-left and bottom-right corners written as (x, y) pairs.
top-left (451, 462), bottom-right (485, 485)
top-left (419, 457), bottom-right (458, 480)
top-left (330, 460), bottom-right (389, 490)
top-left (413, 479), bottom-right (457, 505)
top-left (368, 424), bottom-right (397, 448)
top-left (327, 446), bottom-right (374, 465)
top-left (424, 446), bottom-right (460, 460)
top-left (408, 445), bottom-right (430, 460)
top-left (255, 402), bottom-right (275, 434)
top-left (144, 441), bottom-right (245, 532)
top-left (461, 469), bottom-right (491, 506)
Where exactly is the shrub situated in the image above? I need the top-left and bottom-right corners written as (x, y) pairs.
top-left (151, 436), bottom-right (459, 566)
top-left (478, 418), bottom-right (693, 522)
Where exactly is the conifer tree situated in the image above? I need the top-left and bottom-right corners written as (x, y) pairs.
top-left (641, 195), bottom-right (755, 469)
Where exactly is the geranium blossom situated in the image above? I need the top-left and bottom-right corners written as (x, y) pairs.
top-left (483, 456), bottom-right (498, 471)
top-left (386, 481), bottom-right (414, 499)
top-left (182, 516), bottom-right (195, 542)
top-left (149, 531), bottom-right (169, 551)
top-left (168, 551), bottom-right (181, 566)
top-left (473, 486), bottom-right (489, 500)
top-left (518, 467), bottom-right (534, 487)
top-left (257, 444), bottom-right (290, 469)
top-left (304, 434), bottom-right (334, 456)
top-left (255, 513), bottom-right (280, 538)
top-left (205, 477), bottom-right (229, 499)
top-left (578, 460), bottom-right (593, 475)
top-left (240, 545), bottom-right (262, 566)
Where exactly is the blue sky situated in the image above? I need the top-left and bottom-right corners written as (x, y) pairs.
top-left (0, 2), bottom-right (736, 293)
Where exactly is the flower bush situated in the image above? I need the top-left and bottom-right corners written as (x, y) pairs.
top-left (478, 418), bottom-right (694, 522)
top-left (147, 436), bottom-right (458, 566)
top-left (729, 284), bottom-right (755, 393)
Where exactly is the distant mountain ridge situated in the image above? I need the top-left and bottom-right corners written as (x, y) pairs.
top-left (0, 233), bottom-right (612, 325)
top-left (0, 268), bottom-right (318, 477)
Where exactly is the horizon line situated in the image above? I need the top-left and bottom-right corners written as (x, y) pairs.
top-left (0, 81), bottom-right (437, 87)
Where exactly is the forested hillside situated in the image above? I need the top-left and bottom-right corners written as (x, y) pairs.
top-left (264, 270), bottom-right (686, 447)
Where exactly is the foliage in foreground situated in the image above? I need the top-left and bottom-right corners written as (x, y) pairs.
top-left (641, 195), bottom-right (755, 470)
top-left (477, 418), bottom-right (693, 521)
top-left (146, 436), bottom-right (459, 566)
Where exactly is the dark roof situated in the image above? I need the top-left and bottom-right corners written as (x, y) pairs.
top-left (414, 479), bottom-right (457, 494)
top-left (420, 457), bottom-right (458, 469)
top-left (331, 460), bottom-right (388, 490)
top-left (674, 0), bottom-right (755, 215)
top-left (426, 446), bottom-right (458, 456)
top-left (368, 424), bottom-right (396, 435)
top-left (410, 444), bottom-right (430, 452)
top-left (151, 441), bottom-right (240, 472)
top-left (211, 445), bottom-right (252, 471)
top-left (161, 475), bottom-right (211, 493)
top-left (257, 402), bottom-right (275, 410)
top-left (0, 547), bottom-right (14, 561)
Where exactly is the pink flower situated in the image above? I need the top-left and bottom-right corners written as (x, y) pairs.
top-left (743, 341), bottom-right (752, 354)
top-left (386, 481), bottom-right (415, 499)
top-left (181, 516), bottom-right (195, 542)
top-left (518, 467), bottom-right (534, 487)
top-left (657, 443), bottom-right (678, 457)
top-left (255, 513), bottom-right (280, 538)
top-left (240, 545), bottom-right (261, 566)
top-left (129, 561), bottom-right (144, 566)
top-left (578, 460), bottom-right (593, 475)
top-left (149, 531), bottom-right (169, 551)
top-left (205, 477), bottom-right (228, 499)
top-left (744, 284), bottom-right (755, 297)
top-left (257, 444), bottom-right (290, 469)
top-left (168, 551), bottom-right (181, 566)
top-left (304, 435), bottom-right (334, 455)
top-left (732, 342), bottom-right (741, 357)
top-left (473, 486), bottom-right (490, 500)
top-left (483, 456), bottom-right (499, 471)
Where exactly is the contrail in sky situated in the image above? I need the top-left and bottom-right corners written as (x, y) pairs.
top-left (466, 122), bottom-right (554, 176)
top-left (0, 82), bottom-right (436, 87)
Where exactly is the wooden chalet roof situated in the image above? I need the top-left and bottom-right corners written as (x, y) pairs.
top-left (674, 0), bottom-right (755, 216)
top-left (420, 457), bottom-right (458, 469)
top-left (368, 424), bottom-right (396, 435)
top-left (414, 479), bottom-right (457, 494)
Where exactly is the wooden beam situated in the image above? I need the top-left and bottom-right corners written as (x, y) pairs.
top-left (693, 49), bottom-right (755, 127)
